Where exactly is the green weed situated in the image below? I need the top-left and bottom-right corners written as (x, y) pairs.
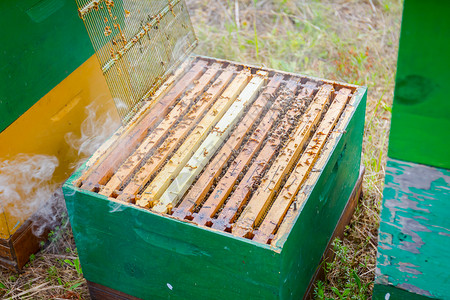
top-left (64, 258), bottom-right (83, 276)
top-left (314, 238), bottom-right (372, 299)
top-left (0, 281), bottom-right (7, 298)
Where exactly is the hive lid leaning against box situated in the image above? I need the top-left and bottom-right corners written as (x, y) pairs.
top-left (63, 1), bottom-right (367, 299)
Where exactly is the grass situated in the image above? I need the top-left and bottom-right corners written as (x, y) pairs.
top-left (0, 0), bottom-right (402, 298)
top-left (0, 217), bottom-right (89, 299)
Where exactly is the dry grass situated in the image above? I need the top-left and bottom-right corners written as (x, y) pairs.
top-left (0, 0), bottom-right (402, 298)
top-left (0, 218), bottom-right (88, 299)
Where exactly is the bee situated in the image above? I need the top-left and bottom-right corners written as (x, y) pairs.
top-left (186, 164), bottom-right (198, 170)
top-left (104, 26), bottom-right (112, 37)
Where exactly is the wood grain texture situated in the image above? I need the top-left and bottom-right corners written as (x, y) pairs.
top-left (136, 69), bottom-right (252, 207)
top-left (253, 88), bottom-right (351, 243)
top-left (76, 58), bottom-right (193, 187)
top-left (273, 86), bottom-right (363, 244)
top-left (0, 206), bottom-right (61, 272)
top-left (193, 99), bottom-right (280, 225)
top-left (117, 66), bottom-right (237, 203)
top-left (87, 281), bottom-right (142, 300)
top-left (192, 79), bottom-right (297, 225)
top-left (212, 81), bottom-right (315, 231)
top-left (233, 84), bottom-right (334, 237)
top-left (153, 72), bottom-right (268, 213)
top-left (374, 159), bottom-right (450, 300)
top-left (172, 74), bottom-right (285, 219)
top-left (99, 63), bottom-right (221, 197)
top-left (80, 60), bottom-right (207, 191)
top-left (0, 242), bottom-right (13, 261)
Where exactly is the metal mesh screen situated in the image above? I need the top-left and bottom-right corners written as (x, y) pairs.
top-left (75, 0), bottom-right (197, 123)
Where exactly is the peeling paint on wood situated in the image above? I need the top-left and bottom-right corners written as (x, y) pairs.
top-left (374, 159), bottom-right (450, 299)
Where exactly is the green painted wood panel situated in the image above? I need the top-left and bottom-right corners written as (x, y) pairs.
top-left (388, 0), bottom-right (450, 169)
top-left (374, 159), bottom-right (450, 299)
top-left (63, 185), bottom-right (281, 299)
top-left (0, 0), bottom-right (94, 132)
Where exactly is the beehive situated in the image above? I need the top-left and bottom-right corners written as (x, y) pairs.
top-left (63, 55), bottom-right (366, 299)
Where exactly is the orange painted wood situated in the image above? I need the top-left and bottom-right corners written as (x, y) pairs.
top-left (253, 88), bottom-right (351, 243)
top-left (99, 63), bottom-right (221, 197)
top-left (172, 74), bottom-right (284, 219)
top-left (80, 60), bottom-right (208, 191)
top-left (116, 66), bottom-right (237, 202)
top-left (232, 84), bottom-right (334, 237)
top-left (211, 81), bottom-right (315, 231)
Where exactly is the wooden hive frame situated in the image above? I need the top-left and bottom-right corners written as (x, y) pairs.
top-left (63, 55), bottom-right (367, 299)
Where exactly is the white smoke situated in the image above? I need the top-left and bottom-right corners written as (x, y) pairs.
top-left (65, 102), bottom-right (119, 169)
top-left (0, 102), bottom-right (119, 239)
top-left (171, 33), bottom-right (192, 63)
top-left (0, 154), bottom-right (59, 237)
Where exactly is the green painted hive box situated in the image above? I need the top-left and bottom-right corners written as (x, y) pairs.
top-left (62, 55), bottom-right (366, 299)
top-left (373, 0), bottom-right (450, 299)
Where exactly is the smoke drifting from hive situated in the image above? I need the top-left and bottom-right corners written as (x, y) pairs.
top-left (65, 102), bottom-right (120, 161)
top-left (0, 154), bottom-right (59, 236)
top-left (0, 102), bottom-right (120, 238)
